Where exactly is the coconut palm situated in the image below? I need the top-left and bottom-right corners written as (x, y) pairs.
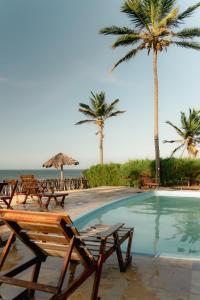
top-left (100, 0), bottom-right (200, 184)
top-left (163, 109), bottom-right (200, 157)
top-left (75, 91), bottom-right (125, 164)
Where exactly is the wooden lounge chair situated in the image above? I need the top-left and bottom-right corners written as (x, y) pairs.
top-left (20, 175), bottom-right (68, 209)
top-left (139, 175), bottom-right (158, 189)
top-left (0, 180), bottom-right (18, 209)
top-left (0, 210), bottom-right (133, 300)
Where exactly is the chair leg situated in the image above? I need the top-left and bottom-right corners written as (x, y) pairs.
top-left (90, 258), bottom-right (104, 300)
top-left (22, 194), bottom-right (29, 205)
top-left (29, 261), bottom-right (41, 297)
top-left (0, 233), bottom-right (16, 270)
top-left (68, 261), bottom-right (79, 286)
top-left (45, 196), bottom-right (51, 209)
top-left (37, 195), bottom-right (44, 208)
top-left (61, 195), bottom-right (66, 207)
top-left (125, 230), bottom-right (133, 267)
top-left (114, 230), bottom-right (133, 272)
top-left (114, 233), bottom-right (125, 272)
top-left (7, 199), bottom-right (13, 210)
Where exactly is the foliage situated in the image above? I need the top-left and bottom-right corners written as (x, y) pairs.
top-left (83, 163), bottom-right (122, 187)
top-left (160, 158), bottom-right (200, 185)
top-left (164, 108), bottom-right (200, 157)
top-left (75, 91), bottom-right (125, 128)
top-left (120, 159), bottom-right (154, 186)
top-left (83, 158), bottom-right (200, 187)
top-left (100, 0), bottom-right (200, 70)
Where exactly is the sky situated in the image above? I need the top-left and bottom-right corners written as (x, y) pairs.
top-left (0, 0), bottom-right (200, 169)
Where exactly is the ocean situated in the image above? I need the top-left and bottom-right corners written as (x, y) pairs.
top-left (0, 169), bottom-right (83, 181)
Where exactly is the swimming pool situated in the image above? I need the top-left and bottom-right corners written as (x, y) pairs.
top-left (74, 191), bottom-right (200, 259)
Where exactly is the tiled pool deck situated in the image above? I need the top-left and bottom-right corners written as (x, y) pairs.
top-left (1, 187), bottom-right (200, 299)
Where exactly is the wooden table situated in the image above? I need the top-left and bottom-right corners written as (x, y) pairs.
top-left (38, 192), bottom-right (69, 209)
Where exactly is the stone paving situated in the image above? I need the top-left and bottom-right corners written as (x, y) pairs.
top-left (1, 187), bottom-right (200, 300)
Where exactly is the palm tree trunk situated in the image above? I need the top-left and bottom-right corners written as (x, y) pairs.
top-left (99, 125), bottom-right (104, 165)
top-left (153, 49), bottom-right (160, 185)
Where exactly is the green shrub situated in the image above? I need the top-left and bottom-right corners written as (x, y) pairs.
top-left (83, 158), bottom-right (200, 188)
top-left (120, 159), bottom-right (154, 187)
top-left (83, 163), bottom-right (122, 187)
top-left (161, 158), bottom-right (200, 185)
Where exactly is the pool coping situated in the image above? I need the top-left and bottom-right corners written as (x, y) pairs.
top-left (73, 189), bottom-right (200, 261)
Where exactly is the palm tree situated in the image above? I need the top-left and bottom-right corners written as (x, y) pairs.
top-left (75, 91), bottom-right (125, 164)
top-left (100, 0), bottom-right (200, 184)
top-left (164, 109), bottom-right (200, 157)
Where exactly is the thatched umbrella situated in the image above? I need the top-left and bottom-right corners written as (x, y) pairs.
top-left (43, 153), bottom-right (79, 184)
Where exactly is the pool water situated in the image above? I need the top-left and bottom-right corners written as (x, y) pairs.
top-left (78, 196), bottom-right (200, 258)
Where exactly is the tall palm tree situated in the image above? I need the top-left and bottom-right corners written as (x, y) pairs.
top-left (75, 91), bottom-right (125, 164)
top-left (164, 109), bottom-right (200, 157)
top-left (100, 0), bottom-right (200, 184)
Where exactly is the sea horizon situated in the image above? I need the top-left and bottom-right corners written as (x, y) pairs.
top-left (0, 169), bottom-right (84, 181)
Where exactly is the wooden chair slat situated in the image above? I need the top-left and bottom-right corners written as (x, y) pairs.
top-left (29, 233), bottom-right (67, 244)
top-left (35, 242), bottom-right (70, 252)
top-left (18, 223), bottom-right (62, 234)
top-left (0, 210), bottom-right (63, 224)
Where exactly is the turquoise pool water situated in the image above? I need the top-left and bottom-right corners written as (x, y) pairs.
top-left (77, 195), bottom-right (200, 258)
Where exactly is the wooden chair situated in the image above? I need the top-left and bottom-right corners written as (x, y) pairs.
top-left (0, 210), bottom-right (133, 300)
top-left (0, 180), bottom-right (18, 209)
top-left (139, 175), bottom-right (158, 189)
top-left (20, 175), bottom-right (68, 209)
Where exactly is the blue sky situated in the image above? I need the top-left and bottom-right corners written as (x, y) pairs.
top-left (0, 0), bottom-right (200, 169)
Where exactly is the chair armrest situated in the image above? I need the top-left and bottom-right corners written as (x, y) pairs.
top-left (96, 223), bottom-right (124, 239)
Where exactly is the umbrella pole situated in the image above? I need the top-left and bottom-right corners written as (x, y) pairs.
top-left (60, 165), bottom-right (64, 190)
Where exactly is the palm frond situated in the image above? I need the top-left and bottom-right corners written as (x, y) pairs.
top-left (109, 99), bottom-right (120, 106)
top-left (163, 139), bottom-right (183, 144)
top-left (174, 28), bottom-right (200, 39)
top-left (159, 7), bottom-right (178, 27)
top-left (170, 143), bottom-right (185, 157)
top-left (112, 44), bottom-right (144, 70)
top-left (79, 103), bottom-right (90, 110)
top-left (158, 0), bottom-right (177, 19)
top-left (106, 110), bottom-right (126, 118)
top-left (99, 26), bottom-right (138, 35)
top-left (121, 0), bottom-right (149, 30)
top-left (104, 99), bottom-right (120, 116)
top-left (78, 108), bottom-right (96, 118)
top-left (166, 120), bottom-right (184, 136)
top-left (112, 34), bottom-right (140, 48)
top-left (75, 120), bottom-right (95, 125)
top-left (180, 112), bottom-right (188, 131)
top-left (177, 2), bottom-right (200, 22)
top-left (171, 41), bottom-right (200, 50)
